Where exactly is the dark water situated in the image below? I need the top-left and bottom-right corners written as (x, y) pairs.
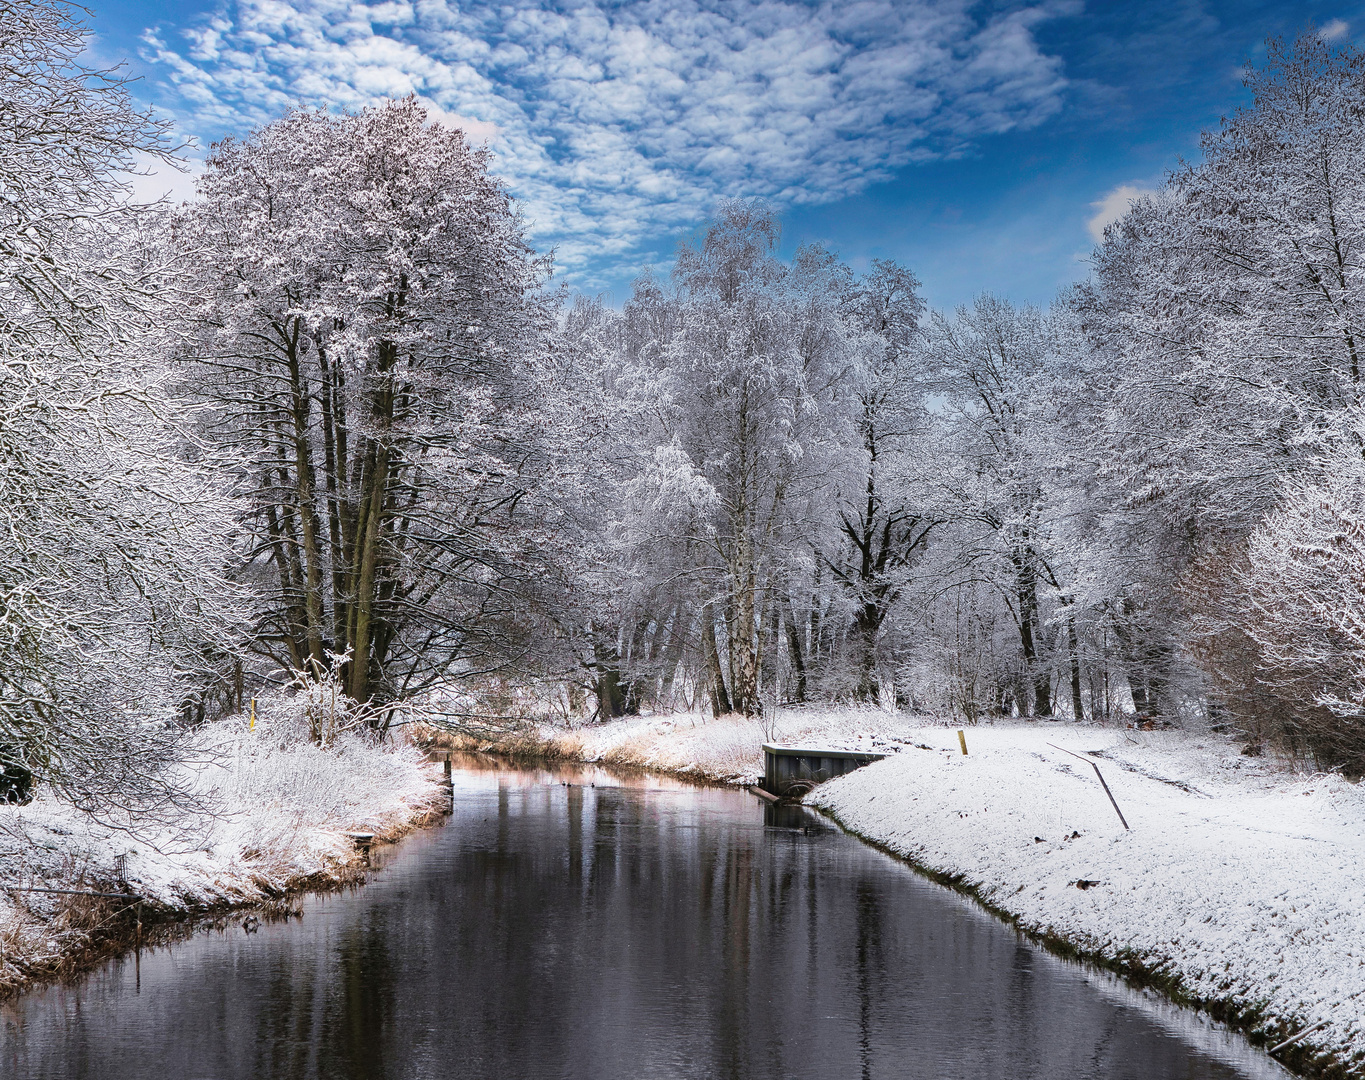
top-left (2, 757), bottom-right (1288, 1080)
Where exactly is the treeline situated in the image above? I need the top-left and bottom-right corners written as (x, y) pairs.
top-left (540, 34), bottom-right (1365, 776)
top-left (6, 0), bottom-right (1365, 809)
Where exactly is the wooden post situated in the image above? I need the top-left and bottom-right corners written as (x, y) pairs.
top-left (957, 730), bottom-right (968, 755)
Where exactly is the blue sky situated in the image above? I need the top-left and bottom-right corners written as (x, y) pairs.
top-left (93, 0), bottom-right (1365, 310)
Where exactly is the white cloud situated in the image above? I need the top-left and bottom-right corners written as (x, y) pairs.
top-left (141, 0), bottom-right (1071, 283)
top-left (1320, 18), bottom-right (1350, 41)
top-left (420, 102), bottom-right (500, 145)
top-left (116, 151), bottom-right (204, 205)
top-left (1087, 183), bottom-right (1155, 243)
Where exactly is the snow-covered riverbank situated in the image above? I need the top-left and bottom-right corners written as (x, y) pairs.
top-left (0, 696), bottom-right (446, 998)
top-left (436, 706), bottom-right (913, 784)
top-left (808, 722), bottom-right (1364, 1078)
top-left (456, 709), bottom-right (1363, 1077)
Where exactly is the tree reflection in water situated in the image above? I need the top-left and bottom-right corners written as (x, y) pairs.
top-left (1, 758), bottom-right (1285, 1080)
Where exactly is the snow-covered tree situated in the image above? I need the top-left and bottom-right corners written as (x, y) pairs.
top-left (1073, 33), bottom-right (1365, 738)
top-left (173, 100), bottom-right (556, 708)
top-left (0, 0), bottom-right (244, 804)
top-left (1080, 34), bottom-right (1365, 552)
top-left (818, 259), bottom-right (933, 703)
top-left (661, 207), bottom-right (865, 715)
top-left (575, 204), bottom-right (866, 717)
top-left (917, 296), bottom-right (1069, 717)
top-left (1183, 423), bottom-right (1365, 771)
top-left (518, 292), bottom-right (664, 718)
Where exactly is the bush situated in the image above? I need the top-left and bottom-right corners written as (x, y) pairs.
top-left (1188, 438), bottom-right (1365, 773)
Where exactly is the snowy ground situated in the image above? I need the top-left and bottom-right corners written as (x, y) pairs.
top-left (808, 721), bottom-right (1365, 1076)
top-left (459, 708), bottom-right (1364, 1075)
top-left (0, 693), bottom-right (445, 995)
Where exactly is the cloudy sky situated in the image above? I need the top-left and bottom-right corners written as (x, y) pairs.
top-left (95, 0), bottom-right (1364, 308)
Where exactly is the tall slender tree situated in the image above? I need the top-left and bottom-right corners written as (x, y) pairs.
top-left (822, 259), bottom-right (933, 702)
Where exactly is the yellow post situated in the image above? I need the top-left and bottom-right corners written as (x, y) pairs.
top-left (957, 729), bottom-right (968, 755)
top-left (249, 697), bottom-right (256, 731)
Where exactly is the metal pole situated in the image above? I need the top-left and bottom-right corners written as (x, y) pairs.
top-left (1047, 743), bottom-right (1130, 830)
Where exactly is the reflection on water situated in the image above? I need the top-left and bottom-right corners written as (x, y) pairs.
top-left (1, 754), bottom-right (1288, 1080)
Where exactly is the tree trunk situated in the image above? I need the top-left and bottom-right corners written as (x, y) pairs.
top-left (810, 562), bottom-right (824, 667)
top-left (317, 341), bottom-right (352, 650)
top-left (346, 442), bottom-right (389, 702)
top-left (731, 550), bottom-right (761, 716)
top-left (286, 327), bottom-right (327, 675)
top-left (783, 600), bottom-right (807, 703)
top-left (1066, 607), bottom-right (1085, 721)
top-left (262, 494), bottom-right (306, 672)
top-left (620, 621), bottom-right (649, 715)
top-left (592, 629), bottom-right (628, 719)
top-left (1013, 546), bottom-right (1051, 717)
top-left (344, 326), bottom-right (401, 704)
top-left (1113, 599), bottom-right (1168, 719)
top-left (853, 600), bottom-right (880, 703)
top-left (658, 606), bottom-right (689, 706)
top-left (702, 601), bottom-right (732, 717)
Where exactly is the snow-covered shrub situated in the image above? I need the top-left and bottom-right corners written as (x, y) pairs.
top-left (0, 0), bottom-right (245, 806)
top-left (277, 663), bottom-right (395, 747)
top-left (1197, 438), bottom-right (1365, 771)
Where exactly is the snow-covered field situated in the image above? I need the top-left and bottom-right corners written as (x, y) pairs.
top-left (0, 693), bottom-right (445, 995)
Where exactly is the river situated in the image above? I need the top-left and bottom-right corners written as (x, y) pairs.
top-left (1, 756), bottom-right (1290, 1079)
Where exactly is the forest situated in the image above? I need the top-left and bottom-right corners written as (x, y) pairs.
top-left (6, 0), bottom-right (1365, 813)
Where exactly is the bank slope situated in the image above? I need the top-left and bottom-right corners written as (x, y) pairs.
top-left (0, 697), bottom-right (446, 998)
top-left (808, 723), bottom-right (1365, 1078)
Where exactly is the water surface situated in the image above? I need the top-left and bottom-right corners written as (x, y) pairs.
top-left (1, 756), bottom-right (1289, 1079)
